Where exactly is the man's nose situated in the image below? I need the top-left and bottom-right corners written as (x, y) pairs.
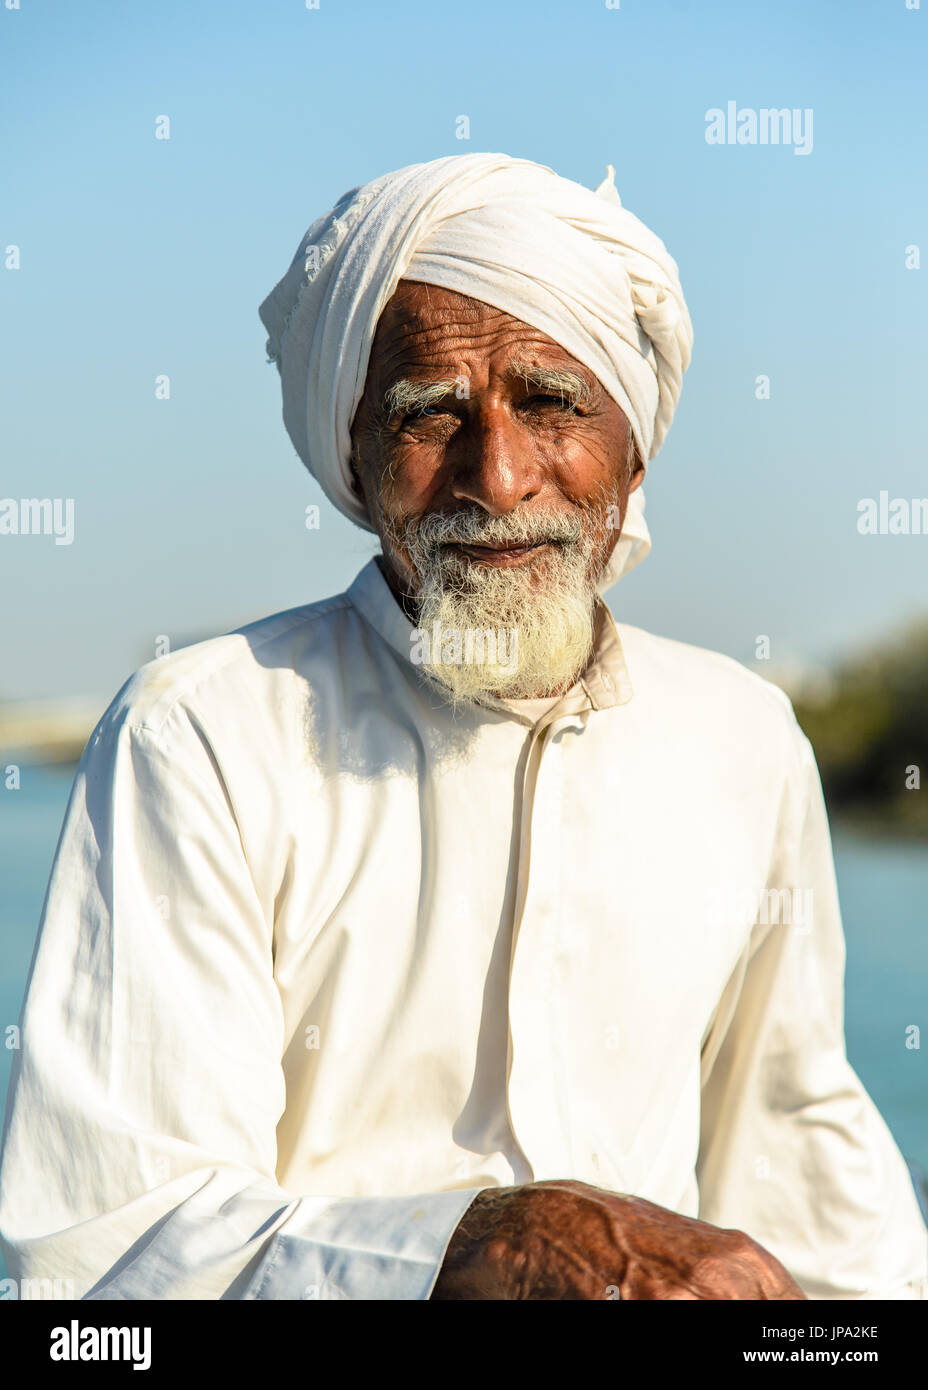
top-left (448, 402), bottom-right (543, 515)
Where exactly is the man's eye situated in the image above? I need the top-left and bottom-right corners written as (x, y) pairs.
top-left (525, 394), bottom-right (579, 412)
top-left (401, 405), bottom-right (444, 424)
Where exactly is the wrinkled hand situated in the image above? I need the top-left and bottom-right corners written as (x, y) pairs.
top-left (430, 1180), bottom-right (807, 1300)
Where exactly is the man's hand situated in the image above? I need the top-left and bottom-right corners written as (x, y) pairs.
top-left (430, 1180), bottom-right (807, 1300)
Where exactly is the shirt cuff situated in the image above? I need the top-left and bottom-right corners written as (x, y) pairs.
top-left (243, 1188), bottom-right (487, 1300)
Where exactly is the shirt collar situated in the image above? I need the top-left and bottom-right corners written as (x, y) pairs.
top-left (345, 555), bottom-right (634, 722)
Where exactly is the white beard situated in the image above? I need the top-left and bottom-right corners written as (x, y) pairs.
top-left (385, 504), bottom-right (604, 706)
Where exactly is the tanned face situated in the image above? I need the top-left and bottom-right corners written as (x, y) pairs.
top-left (349, 279), bottom-right (644, 604)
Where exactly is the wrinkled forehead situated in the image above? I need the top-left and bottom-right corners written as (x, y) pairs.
top-left (367, 278), bottom-right (596, 381)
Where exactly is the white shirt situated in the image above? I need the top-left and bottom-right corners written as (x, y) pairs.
top-left (1, 556), bottom-right (926, 1300)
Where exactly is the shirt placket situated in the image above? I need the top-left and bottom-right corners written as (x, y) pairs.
top-left (505, 711), bottom-right (586, 1182)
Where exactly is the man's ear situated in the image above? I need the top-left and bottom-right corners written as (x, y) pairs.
top-left (628, 463), bottom-right (646, 495)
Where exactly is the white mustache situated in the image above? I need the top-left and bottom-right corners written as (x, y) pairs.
top-left (406, 505), bottom-right (586, 561)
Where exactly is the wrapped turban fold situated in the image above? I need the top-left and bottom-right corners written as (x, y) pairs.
top-left (258, 152), bottom-right (693, 589)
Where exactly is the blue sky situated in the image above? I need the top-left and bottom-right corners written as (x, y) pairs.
top-left (2, 0), bottom-right (926, 703)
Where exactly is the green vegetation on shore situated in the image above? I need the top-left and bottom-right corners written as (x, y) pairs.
top-left (791, 618), bottom-right (928, 838)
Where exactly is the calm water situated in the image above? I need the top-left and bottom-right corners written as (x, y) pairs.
top-left (0, 764), bottom-right (926, 1282)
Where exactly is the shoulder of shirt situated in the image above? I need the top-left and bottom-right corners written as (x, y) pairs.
top-left (93, 591), bottom-right (355, 744)
top-left (615, 621), bottom-right (807, 739)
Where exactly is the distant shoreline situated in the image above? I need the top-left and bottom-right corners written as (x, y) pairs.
top-left (0, 700), bottom-right (102, 767)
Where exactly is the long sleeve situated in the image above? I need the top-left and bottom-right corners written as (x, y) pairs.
top-left (0, 688), bottom-right (482, 1300)
top-left (696, 715), bottom-right (928, 1300)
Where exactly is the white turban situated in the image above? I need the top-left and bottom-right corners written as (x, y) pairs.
top-left (258, 152), bottom-right (693, 589)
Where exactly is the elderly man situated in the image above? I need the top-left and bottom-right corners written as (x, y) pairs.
top-left (1, 153), bottom-right (925, 1302)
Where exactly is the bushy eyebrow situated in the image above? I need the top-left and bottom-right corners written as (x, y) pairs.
top-left (505, 360), bottom-right (595, 408)
top-left (381, 361), bottom-right (594, 421)
top-left (381, 378), bottom-right (459, 420)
